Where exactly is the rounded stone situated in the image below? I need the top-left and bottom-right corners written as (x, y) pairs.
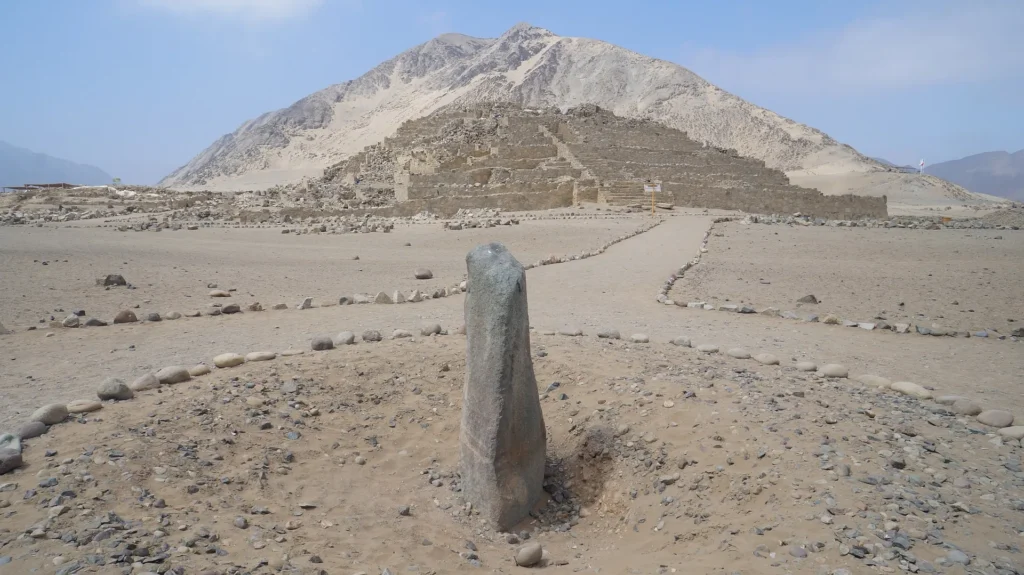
top-left (856, 374), bottom-right (890, 388)
top-left (214, 353), bottom-right (245, 368)
top-left (96, 378), bottom-right (134, 401)
top-left (19, 421), bottom-right (49, 439)
top-left (333, 331), bottom-right (356, 345)
top-left (977, 410), bottom-right (1014, 428)
top-left (558, 326), bottom-right (583, 337)
top-left (362, 330), bottom-right (382, 342)
top-left (934, 395), bottom-right (963, 405)
top-left (61, 315), bottom-right (79, 328)
top-left (130, 373), bottom-right (161, 391)
top-left (155, 366), bottom-right (192, 384)
top-left (245, 351), bottom-right (276, 362)
top-left (393, 329), bottom-right (413, 339)
top-left (820, 364), bottom-right (849, 378)
top-left (890, 381), bottom-right (932, 400)
top-left (671, 337), bottom-right (691, 347)
top-left (630, 334), bottom-right (650, 344)
top-left (951, 399), bottom-right (983, 416)
top-left (311, 336), bottom-right (335, 351)
top-left (997, 426), bottom-right (1024, 440)
top-left (209, 290), bottom-right (231, 297)
top-left (414, 268), bottom-right (433, 280)
top-left (221, 304), bottom-right (241, 314)
top-left (754, 353), bottom-right (780, 365)
top-left (597, 329), bottom-right (621, 340)
top-left (112, 310), bottom-right (137, 324)
top-left (696, 344), bottom-right (719, 354)
top-left (30, 404), bottom-right (68, 425)
top-left (515, 542), bottom-right (543, 567)
top-left (163, 311), bottom-right (182, 320)
top-left (67, 399), bottom-right (103, 413)
top-left (189, 364), bottom-right (211, 377)
top-left (419, 323), bottom-right (442, 337)
top-left (795, 361), bottom-right (817, 372)
top-left (726, 348), bottom-right (750, 359)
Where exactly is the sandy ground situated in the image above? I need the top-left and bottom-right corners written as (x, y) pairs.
top-left (678, 222), bottom-right (1024, 335)
top-left (3, 210), bottom-right (1024, 574)
top-left (2, 335), bottom-right (1023, 574)
top-left (0, 218), bottom-right (641, 328)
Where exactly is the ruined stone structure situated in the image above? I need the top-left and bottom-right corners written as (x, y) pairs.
top-left (315, 103), bottom-right (887, 219)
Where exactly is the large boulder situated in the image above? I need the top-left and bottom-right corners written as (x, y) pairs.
top-left (459, 242), bottom-right (546, 531)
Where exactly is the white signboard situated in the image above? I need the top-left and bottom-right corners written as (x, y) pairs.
top-left (643, 184), bottom-right (662, 193)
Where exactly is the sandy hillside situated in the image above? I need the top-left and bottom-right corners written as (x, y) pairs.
top-left (157, 24), bottom-right (1003, 209)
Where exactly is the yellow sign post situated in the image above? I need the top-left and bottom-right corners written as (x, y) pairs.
top-left (643, 183), bottom-right (661, 216)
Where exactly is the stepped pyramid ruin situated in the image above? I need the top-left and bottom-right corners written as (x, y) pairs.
top-left (309, 103), bottom-right (887, 219)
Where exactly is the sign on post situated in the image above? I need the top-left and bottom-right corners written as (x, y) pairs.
top-left (643, 183), bottom-right (661, 215)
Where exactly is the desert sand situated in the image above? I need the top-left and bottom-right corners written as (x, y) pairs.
top-left (1, 207), bottom-right (1023, 575)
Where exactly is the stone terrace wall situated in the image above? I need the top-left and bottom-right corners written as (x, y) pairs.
top-left (671, 188), bottom-right (887, 220)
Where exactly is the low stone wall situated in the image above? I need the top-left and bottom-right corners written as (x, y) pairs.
top-left (670, 187), bottom-right (888, 220)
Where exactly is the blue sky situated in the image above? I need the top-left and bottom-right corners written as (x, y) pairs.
top-left (1, 0), bottom-right (1021, 184)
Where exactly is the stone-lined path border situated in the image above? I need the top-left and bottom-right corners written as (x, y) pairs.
top-left (6, 218), bottom-right (664, 334)
top-left (5, 322), bottom-right (1020, 479)
top-left (660, 218), bottom-right (1022, 343)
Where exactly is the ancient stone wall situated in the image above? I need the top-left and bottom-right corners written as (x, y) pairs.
top-left (310, 102), bottom-right (886, 219)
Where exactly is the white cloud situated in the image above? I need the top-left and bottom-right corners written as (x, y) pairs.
top-left (679, 1), bottom-right (1024, 95)
top-left (139, 0), bottom-right (325, 20)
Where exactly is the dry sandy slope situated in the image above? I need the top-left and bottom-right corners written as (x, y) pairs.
top-left (677, 222), bottom-right (1024, 335)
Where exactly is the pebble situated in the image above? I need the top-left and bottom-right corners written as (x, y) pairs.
top-left (890, 381), bottom-right (932, 400)
top-left (145, 311), bottom-right (162, 321)
top-left (559, 326), bottom-right (583, 336)
top-left (597, 329), bottom-right (621, 340)
top-left (334, 331), bottom-right (357, 345)
top-left (414, 267), bottom-right (433, 280)
top-left (820, 364), bottom-right (848, 378)
top-left (214, 353), bottom-right (245, 368)
top-left (727, 348), bottom-right (750, 359)
top-left (795, 361), bottom-right (817, 372)
top-left (997, 426), bottom-right (1024, 440)
top-left (130, 373), bottom-right (160, 391)
top-left (30, 404), bottom-right (68, 425)
top-left (946, 549), bottom-right (970, 566)
top-left (233, 516), bottom-right (249, 529)
top-left (163, 311), bottom-right (182, 320)
top-left (221, 303), bottom-right (240, 314)
top-left (189, 364), bottom-right (211, 376)
top-left (856, 374), bottom-right (891, 388)
top-left (67, 399), bottom-right (103, 413)
top-left (209, 290), bottom-right (231, 297)
top-left (245, 351), bottom-right (276, 362)
top-left (754, 353), bottom-right (779, 365)
top-left (155, 365), bottom-right (192, 384)
top-left (515, 542), bottom-right (543, 567)
top-left (18, 421), bottom-right (49, 439)
top-left (362, 330), bottom-right (382, 342)
top-left (112, 310), bottom-right (137, 324)
top-left (977, 410), bottom-right (1014, 428)
top-left (630, 333), bottom-right (650, 343)
top-left (420, 323), bottom-right (442, 336)
top-left (61, 315), bottom-right (79, 328)
top-left (696, 344), bottom-right (719, 354)
top-left (393, 329), bottom-right (413, 339)
top-left (96, 378), bottom-right (134, 401)
top-left (310, 335), bottom-right (335, 351)
top-left (952, 399), bottom-right (983, 416)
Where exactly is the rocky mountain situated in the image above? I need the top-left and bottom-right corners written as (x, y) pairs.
top-left (1, 140), bottom-right (112, 187)
top-left (926, 151), bottom-right (1024, 202)
top-left (159, 23), bottom-right (1004, 208)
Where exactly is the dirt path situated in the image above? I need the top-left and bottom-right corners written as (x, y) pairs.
top-left (2, 214), bottom-right (1022, 430)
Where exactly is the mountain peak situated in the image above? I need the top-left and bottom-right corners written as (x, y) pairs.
top-left (500, 22), bottom-right (554, 39)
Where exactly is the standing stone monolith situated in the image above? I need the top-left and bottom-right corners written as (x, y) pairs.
top-left (460, 242), bottom-right (546, 530)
